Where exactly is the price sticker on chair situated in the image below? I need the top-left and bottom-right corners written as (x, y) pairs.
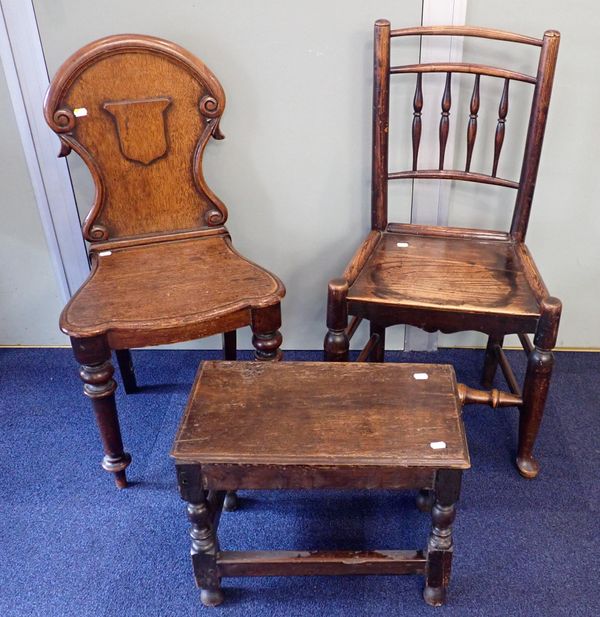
top-left (413, 372), bottom-right (428, 380)
top-left (396, 242), bottom-right (409, 248)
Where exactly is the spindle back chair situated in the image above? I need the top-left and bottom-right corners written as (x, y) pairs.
top-left (324, 21), bottom-right (562, 479)
top-left (44, 35), bottom-right (285, 489)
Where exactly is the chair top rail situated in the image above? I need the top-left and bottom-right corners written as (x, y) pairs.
top-left (390, 62), bottom-right (536, 84)
top-left (388, 169), bottom-right (519, 190)
top-left (389, 25), bottom-right (543, 47)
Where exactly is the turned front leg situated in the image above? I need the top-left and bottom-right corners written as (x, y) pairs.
top-left (323, 278), bottom-right (350, 361)
top-left (423, 469), bottom-right (462, 606)
top-left (251, 303), bottom-right (283, 361)
top-left (516, 298), bottom-right (561, 479)
top-left (79, 358), bottom-right (131, 488)
top-left (177, 465), bottom-right (224, 607)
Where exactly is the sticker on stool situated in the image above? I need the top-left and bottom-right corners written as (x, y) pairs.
top-left (396, 242), bottom-right (409, 248)
top-left (430, 441), bottom-right (447, 450)
top-left (413, 372), bottom-right (428, 380)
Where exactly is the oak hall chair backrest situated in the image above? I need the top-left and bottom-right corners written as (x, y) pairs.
top-left (44, 35), bottom-right (228, 244)
top-left (371, 21), bottom-right (560, 241)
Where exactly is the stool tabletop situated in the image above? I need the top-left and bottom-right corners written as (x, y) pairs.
top-left (172, 361), bottom-right (470, 469)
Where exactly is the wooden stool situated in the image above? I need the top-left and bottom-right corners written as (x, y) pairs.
top-left (171, 361), bottom-right (471, 607)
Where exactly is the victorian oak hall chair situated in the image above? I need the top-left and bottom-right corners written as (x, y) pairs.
top-left (324, 21), bottom-right (561, 479)
top-left (44, 35), bottom-right (285, 488)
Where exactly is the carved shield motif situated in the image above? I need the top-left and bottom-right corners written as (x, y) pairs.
top-left (104, 97), bottom-right (172, 165)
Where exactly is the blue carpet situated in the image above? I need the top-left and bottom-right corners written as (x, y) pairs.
top-left (0, 347), bottom-right (598, 616)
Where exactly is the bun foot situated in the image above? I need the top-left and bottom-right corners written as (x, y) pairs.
top-left (516, 455), bottom-right (540, 479)
top-left (201, 589), bottom-right (224, 607)
top-left (223, 491), bottom-right (238, 512)
top-left (423, 585), bottom-right (446, 607)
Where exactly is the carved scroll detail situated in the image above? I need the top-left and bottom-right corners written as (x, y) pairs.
top-left (200, 95), bottom-right (221, 118)
top-left (52, 108), bottom-right (76, 132)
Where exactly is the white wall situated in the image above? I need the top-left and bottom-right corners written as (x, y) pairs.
top-left (0, 60), bottom-right (66, 345)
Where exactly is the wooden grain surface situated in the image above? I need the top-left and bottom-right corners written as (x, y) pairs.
top-left (172, 361), bottom-right (470, 469)
top-left (60, 235), bottom-right (283, 344)
top-left (44, 34), bottom-right (228, 242)
top-left (348, 231), bottom-right (540, 318)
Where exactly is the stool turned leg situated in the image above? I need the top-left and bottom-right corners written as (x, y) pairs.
top-left (79, 359), bottom-right (131, 488)
top-left (481, 335), bottom-right (503, 389)
top-left (222, 331), bottom-right (238, 512)
top-left (424, 470), bottom-right (462, 607)
top-left (115, 349), bottom-right (138, 394)
top-left (177, 465), bottom-right (224, 607)
top-left (251, 303), bottom-right (283, 361)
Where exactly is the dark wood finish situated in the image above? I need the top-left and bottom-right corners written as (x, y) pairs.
top-left (481, 335), bottom-right (504, 388)
top-left (465, 75), bottom-right (480, 172)
top-left (219, 550), bottom-right (427, 577)
top-left (173, 362), bottom-right (470, 469)
top-left (176, 464), bottom-right (224, 607)
top-left (356, 332), bottom-right (381, 362)
top-left (324, 22), bottom-right (562, 478)
top-left (388, 169), bottom-right (519, 189)
top-left (390, 25), bottom-right (544, 47)
top-left (438, 73), bottom-right (452, 169)
top-left (372, 20), bottom-right (390, 231)
top-left (497, 345), bottom-right (522, 396)
top-left (173, 360), bottom-right (469, 606)
top-left (391, 63), bottom-right (535, 84)
top-left (348, 232), bottom-right (541, 325)
top-left (492, 79), bottom-right (510, 177)
top-left (200, 463), bottom-right (435, 491)
top-left (423, 469), bottom-right (461, 606)
top-left (369, 322), bottom-right (385, 362)
top-left (45, 35), bottom-right (285, 487)
top-left (115, 349), bottom-right (137, 394)
top-left (412, 74), bottom-right (423, 170)
top-left (511, 31), bottom-right (561, 241)
top-left (221, 330), bottom-right (238, 512)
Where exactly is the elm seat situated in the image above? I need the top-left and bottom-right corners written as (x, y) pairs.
top-left (348, 227), bottom-right (541, 329)
top-left (61, 235), bottom-right (284, 349)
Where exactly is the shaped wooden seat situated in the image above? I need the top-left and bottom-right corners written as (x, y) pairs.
top-left (61, 235), bottom-right (283, 349)
top-left (324, 22), bottom-right (562, 479)
top-left (44, 35), bottom-right (285, 488)
top-left (347, 225), bottom-right (542, 332)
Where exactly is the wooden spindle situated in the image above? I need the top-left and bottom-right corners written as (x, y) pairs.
top-left (465, 74), bottom-right (480, 172)
top-left (412, 73), bottom-right (423, 170)
top-left (492, 78), bottom-right (510, 177)
top-left (438, 72), bottom-right (452, 169)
